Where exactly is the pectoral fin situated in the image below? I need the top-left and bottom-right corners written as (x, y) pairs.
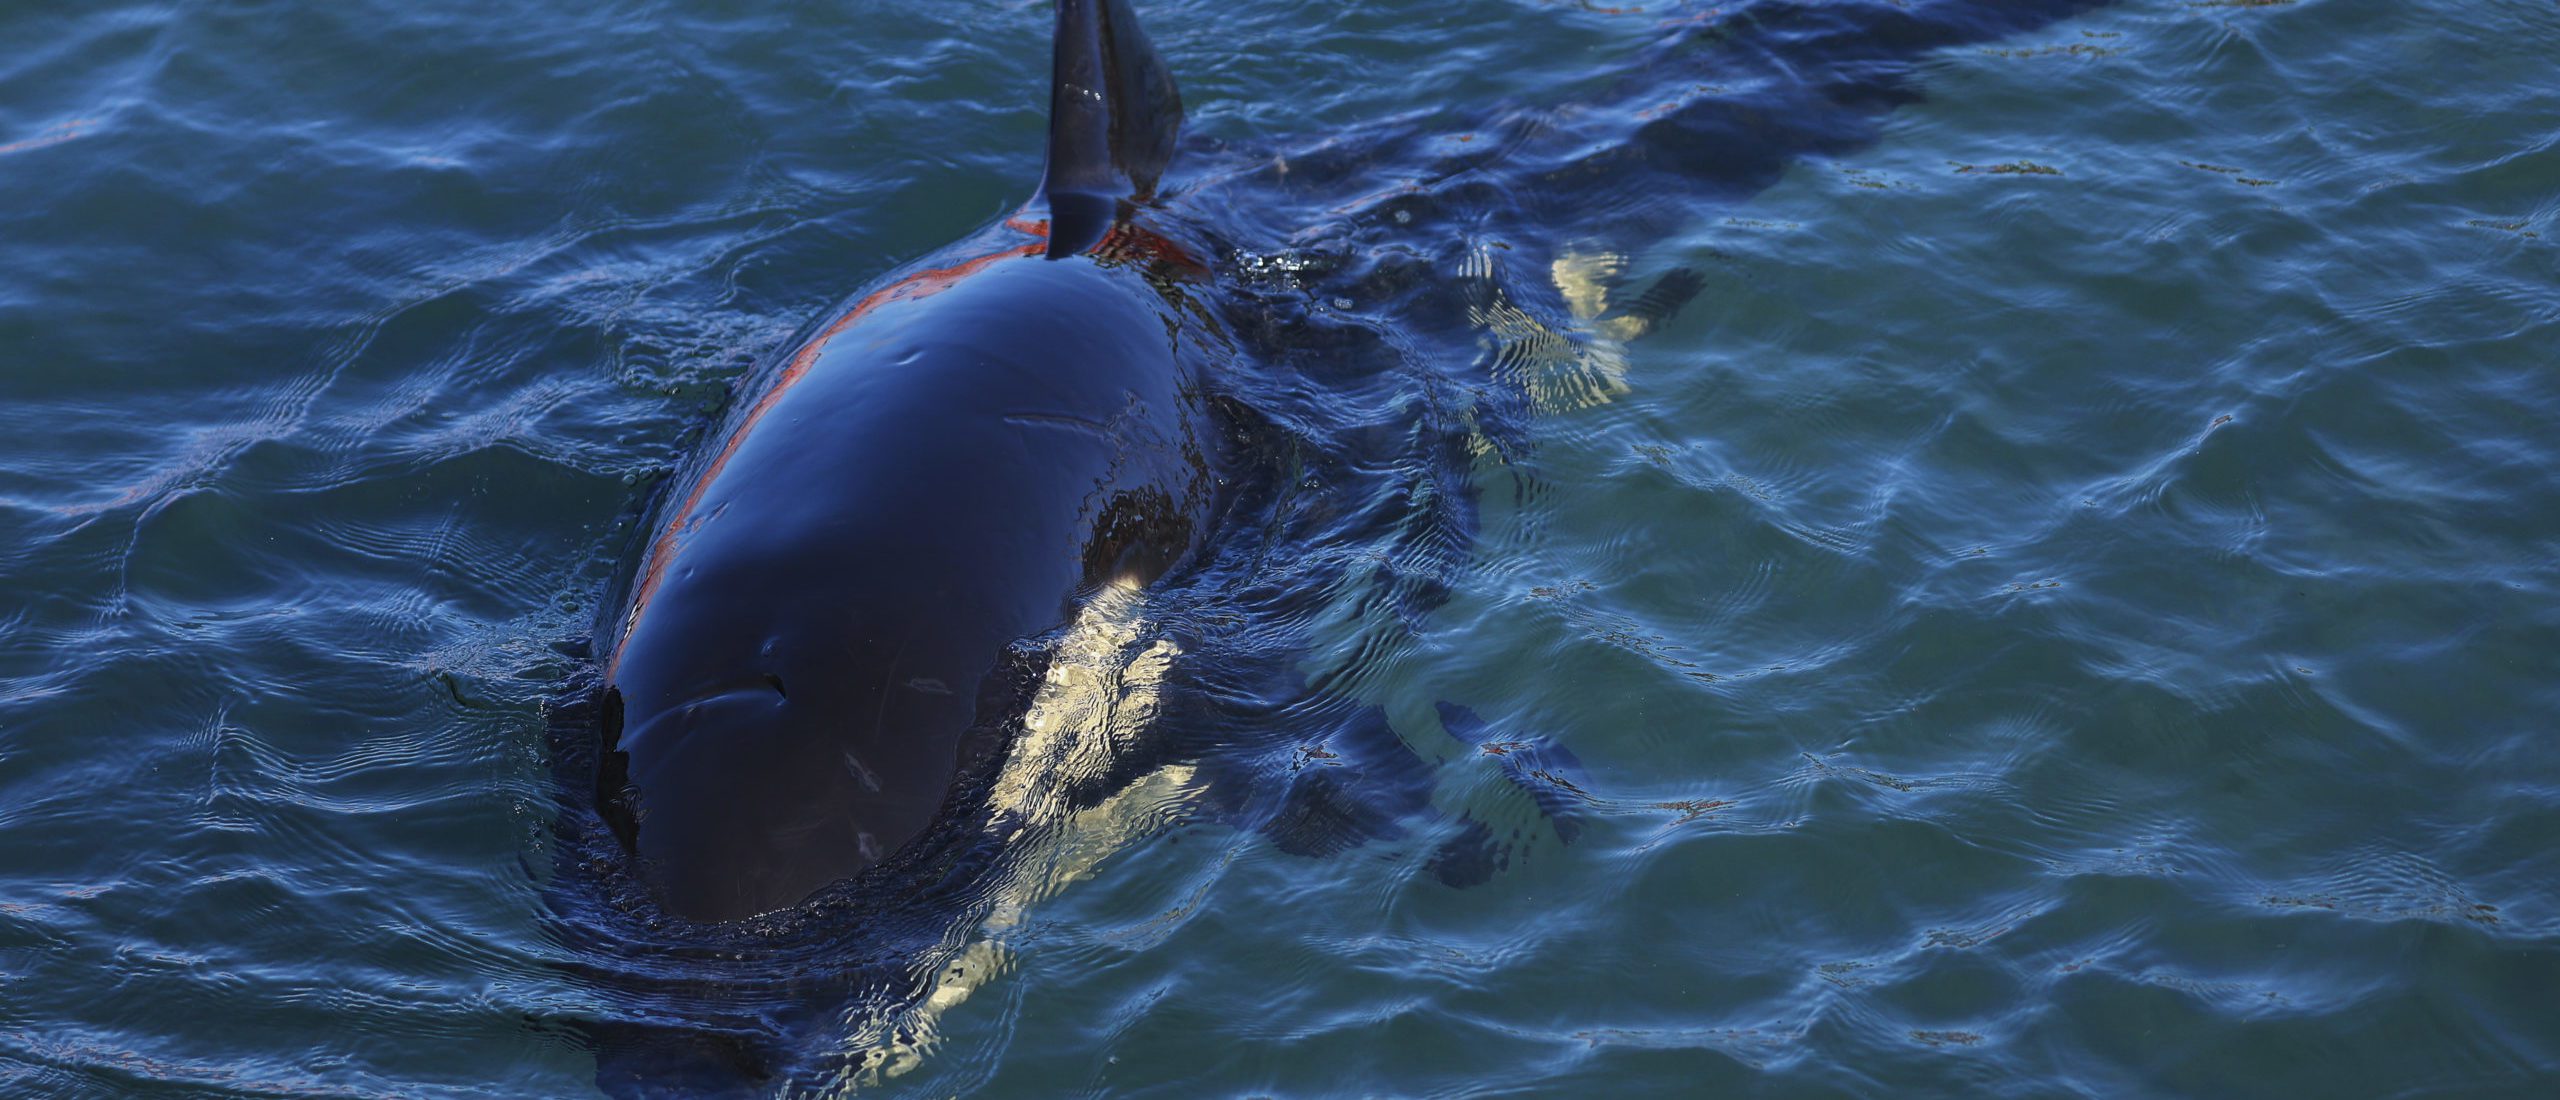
top-left (1426, 701), bottom-right (1590, 886)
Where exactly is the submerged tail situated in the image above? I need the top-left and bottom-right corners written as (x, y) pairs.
top-left (1040, 0), bottom-right (1185, 258)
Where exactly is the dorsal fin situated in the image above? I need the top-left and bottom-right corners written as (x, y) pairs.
top-left (1039, 0), bottom-right (1184, 259)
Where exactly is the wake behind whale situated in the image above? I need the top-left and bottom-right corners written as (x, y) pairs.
top-left (537, 0), bottom-right (2116, 1091)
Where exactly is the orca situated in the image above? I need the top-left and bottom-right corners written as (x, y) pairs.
top-left (541, 0), bottom-right (2125, 1088)
top-left (592, 0), bottom-right (1206, 926)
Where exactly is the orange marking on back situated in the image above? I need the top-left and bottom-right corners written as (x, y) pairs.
top-left (1094, 222), bottom-right (1209, 276)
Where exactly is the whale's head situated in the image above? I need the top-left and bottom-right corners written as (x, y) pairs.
top-left (592, 658), bottom-right (995, 924)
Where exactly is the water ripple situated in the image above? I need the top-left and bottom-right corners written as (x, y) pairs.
top-left (6, 0), bottom-right (2560, 1094)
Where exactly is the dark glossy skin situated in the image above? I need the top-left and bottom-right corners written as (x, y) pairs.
top-left (597, 226), bottom-right (1210, 923)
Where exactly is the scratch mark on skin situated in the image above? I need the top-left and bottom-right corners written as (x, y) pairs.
top-left (1002, 412), bottom-right (1119, 438)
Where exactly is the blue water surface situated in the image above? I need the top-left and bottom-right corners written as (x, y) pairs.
top-left (2, 0), bottom-right (2556, 1095)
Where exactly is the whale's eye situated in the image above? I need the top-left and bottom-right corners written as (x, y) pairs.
top-left (763, 672), bottom-right (788, 700)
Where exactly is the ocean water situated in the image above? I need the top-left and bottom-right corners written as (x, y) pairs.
top-left (3, 0), bottom-right (2557, 1095)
